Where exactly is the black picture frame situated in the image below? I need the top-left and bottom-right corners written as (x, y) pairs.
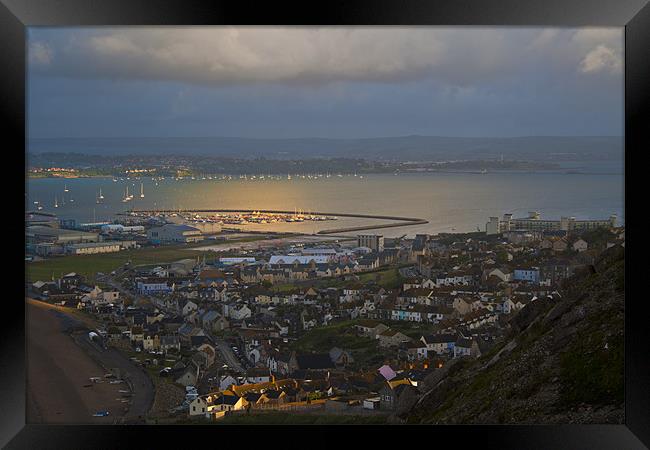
top-left (3, 0), bottom-right (648, 448)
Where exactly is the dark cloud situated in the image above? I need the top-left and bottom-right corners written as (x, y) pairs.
top-left (29, 27), bottom-right (622, 86)
top-left (27, 27), bottom-right (623, 138)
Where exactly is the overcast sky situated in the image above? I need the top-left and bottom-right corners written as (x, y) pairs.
top-left (27, 27), bottom-right (623, 139)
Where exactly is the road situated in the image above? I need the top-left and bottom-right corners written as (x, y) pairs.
top-left (99, 270), bottom-right (247, 391)
top-left (208, 333), bottom-right (245, 373)
top-left (96, 267), bottom-right (132, 297)
top-left (99, 270), bottom-right (248, 375)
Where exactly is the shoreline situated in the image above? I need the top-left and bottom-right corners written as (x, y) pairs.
top-left (26, 299), bottom-right (154, 424)
top-left (27, 169), bottom-right (577, 179)
top-left (28, 175), bottom-right (113, 179)
top-left (26, 300), bottom-right (124, 423)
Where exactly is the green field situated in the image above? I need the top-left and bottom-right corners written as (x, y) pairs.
top-left (291, 319), bottom-right (386, 369)
top-left (292, 320), bottom-right (367, 352)
top-left (26, 246), bottom-right (208, 282)
top-left (25, 233), bottom-right (284, 282)
top-left (357, 267), bottom-right (403, 289)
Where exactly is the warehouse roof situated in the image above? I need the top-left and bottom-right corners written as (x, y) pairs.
top-left (66, 242), bottom-right (121, 249)
top-left (26, 226), bottom-right (97, 238)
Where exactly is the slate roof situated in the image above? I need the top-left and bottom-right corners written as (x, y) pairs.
top-left (161, 335), bottom-right (180, 346)
top-left (190, 335), bottom-right (211, 348)
top-left (296, 353), bottom-right (335, 370)
top-left (219, 394), bottom-right (240, 406)
top-left (201, 310), bottom-right (220, 323)
top-left (455, 337), bottom-right (475, 348)
top-left (422, 333), bottom-right (456, 344)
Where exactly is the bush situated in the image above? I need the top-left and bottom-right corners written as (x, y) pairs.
top-left (559, 332), bottom-right (623, 406)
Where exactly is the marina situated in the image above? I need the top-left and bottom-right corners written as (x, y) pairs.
top-left (27, 164), bottom-right (624, 237)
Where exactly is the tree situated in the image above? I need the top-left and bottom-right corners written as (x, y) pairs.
top-left (496, 251), bottom-right (509, 265)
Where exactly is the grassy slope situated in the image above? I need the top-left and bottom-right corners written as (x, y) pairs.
top-left (406, 246), bottom-right (625, 424)
top-left (290, 320), bottom-right (382, 369)
top-left (290, 318), bottom-right (437, 370)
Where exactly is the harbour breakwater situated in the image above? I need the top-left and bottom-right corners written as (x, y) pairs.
top-left (128, 209), bottom-right (429, 235)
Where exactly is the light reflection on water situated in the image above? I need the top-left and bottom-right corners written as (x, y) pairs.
top-left (26, 171), bottom-right (624, 237)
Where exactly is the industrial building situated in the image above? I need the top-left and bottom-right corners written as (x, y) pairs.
top-left (101, 224), bottom-right (145, 234)
top-left (486, 212), bottom-right (618, 235)
top-left (219, 257), bottom-right (256, 265)
top-left (26, 225), bottom-right (101, 257)
top-left (26, 212), bottom-right (60, 228)
top-left (357, 234), bottom-right (385, 252)
top-left (268, 255), bottom-right (329, 265)
top-left (147, 224), bottom-right (203, 244)
top-left (26, 225), bottom-right (99, 245)
top-left (186, 221), bottom-right (222, 234)
top-left (65, 242), bottom-right (122, 255)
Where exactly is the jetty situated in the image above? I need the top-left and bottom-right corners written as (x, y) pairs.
top-left (124, 208), bottom-right (429, 234)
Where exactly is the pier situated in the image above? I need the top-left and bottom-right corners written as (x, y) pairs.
top-left (124, 209), bottom-right (429, 235)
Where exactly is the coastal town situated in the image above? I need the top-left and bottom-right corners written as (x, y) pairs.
top-left (26, 208), bottom-right (624, 423)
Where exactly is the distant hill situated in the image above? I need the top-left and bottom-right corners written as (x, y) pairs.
top-left (29, 136), bottom-right (623, 162)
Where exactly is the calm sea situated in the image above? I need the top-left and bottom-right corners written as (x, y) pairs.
top-left (26, 162), bottom-right (624, 238)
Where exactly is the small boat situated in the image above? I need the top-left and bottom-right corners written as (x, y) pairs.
top-left (64, 184), bottom-right (69, 193)
top-left (140, 182), bottom-right (144, 198)
top-left (54, 196), bottom-right (58, 208)
top-left (99, 188), bottom-right (104, 200)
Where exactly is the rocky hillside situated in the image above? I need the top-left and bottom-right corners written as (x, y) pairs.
top-left (400, 245), bottom-right (624, 424)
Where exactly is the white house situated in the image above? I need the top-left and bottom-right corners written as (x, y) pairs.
top-left (229, 304), bottom-right (252, 320)
top-left (486, 268), bottom-right (511, 283)
top-left (420, 334), bottom-right (456, 355)
top-left (182, 300), bottom-right (199, 316)
top-left (189, 396), bottom-right (209, 417)
top-left (572, 239), bottom-right (588, 252)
